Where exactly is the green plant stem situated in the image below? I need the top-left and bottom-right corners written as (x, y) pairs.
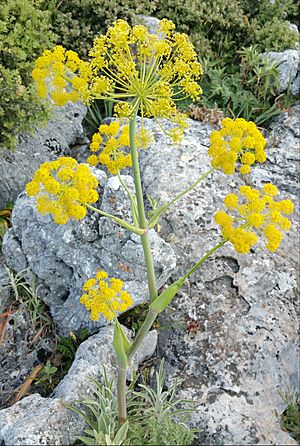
top-left (85, 203), bottom-right (144, 236)
top-left (117, 170), bottom-right (139, 227)
top-left (127, 309), bottom-right (158, 363)
top-left (117, 367), bottom-right (127, 424)
top-left (183, 239), bottom-right (228, 280)
top-left (129, 116), bottom-right (158, 303)
top-left (127, 240), bottom-right (228, 363)
top-left (149, 168), bottom-right (214, 227)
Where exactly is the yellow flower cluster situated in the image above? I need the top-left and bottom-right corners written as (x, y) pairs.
top-left (214, 184), bottom-right (294, 253)
top-left (208, 118), bottom-right (266, 175)
top-left (87, 120), bottom-right (155, 174)
top-left (26, 157), bottom-right (99, 224)
top-left (32, 46), bottom-right (92, 105)
top-left (80, 270), bottom-right (133, 321)
top-left (87, 121), bottom-right (132, 174)
top-left (32, 19), bottom-right (203, 141)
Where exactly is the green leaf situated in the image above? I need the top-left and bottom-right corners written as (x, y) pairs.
top-left (76, 435), bottom-right (96, 445)
top-left (113, 321), bottom-right (129, 368)
top-left (113, 420), bottom-right (129, 445)
top-left (150, 278), bottom-right (186, 314)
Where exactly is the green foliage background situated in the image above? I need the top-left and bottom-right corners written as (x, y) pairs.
top-left (0, 0), bottom-right (57, 149)
top-left (0, 0), bottom-right (299, 149)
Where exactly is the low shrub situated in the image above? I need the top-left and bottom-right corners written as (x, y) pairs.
top-left (39, 0), bottom-right (157, 59)
top-left (0, 0), bottom-right (57, 149)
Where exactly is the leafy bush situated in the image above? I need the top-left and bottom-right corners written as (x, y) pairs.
top-left (39, 0), bottom-right (157, 59)
top-left (153, 0), bottom-right (298, 123)
top-left (0, 0), bottom-right (56, 149)
top-left (275, 389), bottom-right (300, 441)
top-left (199, 45), bottom-right (287, 125)
top-left (154, 0), bottom-right (298, 57)
top-left (67, 361), bottom-right (196, 445)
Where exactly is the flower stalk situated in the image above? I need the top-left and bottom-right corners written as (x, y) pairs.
top-left (129, 115), bottom-right (158, 304)
top-left (117, 367), bottom-right (127, 424)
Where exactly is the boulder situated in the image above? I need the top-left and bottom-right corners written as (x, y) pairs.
top-left (0, 261), bottom-right (11, 313)
top-left (137, 111), bottom-right (299, 445)
top-left (0, 326), bottom-right (157, 445)
top-left (0, 101), bottom-right (87, 209)
top-left (266, 49), bottom-right (300, 95)
top-left (2, 173), bottom-right (176, 334)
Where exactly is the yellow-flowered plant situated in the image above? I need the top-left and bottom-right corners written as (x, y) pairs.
top-left (215, 184), bottom-right (294, 253)
top-left (32, 18), bottom-right (203, 143)
top-left (25, 157), bottom-right (98, 224)
top-left (87, 121), bottom-right (155, 173)
top-left (87, 121), bottom-right (132, 174)
top-left (80, 271), bottom-right (132, 321)
top-left (27, 17), bottom-right (295, 431)
top-left (208, 117), bottom-right (267, 175)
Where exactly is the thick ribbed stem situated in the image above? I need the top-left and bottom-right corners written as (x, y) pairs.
top-left (129, 116), bottom-right (157, 303)
top-left (117, 367), bottom-right (127, 424)
top-left (127, 309), bottom-right (158, 363)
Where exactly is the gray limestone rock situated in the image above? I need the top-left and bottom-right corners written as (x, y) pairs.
top-left (0, 101), bottom-right (87, 209)
top-left (136, 15), bottom-right (161, 35)
top-left (0, 262), bottom-right (11, 313)
top-left (265, 49), bottom-right (300, 95)
top-left (0, 326), bottom-right (157, 446)
top-left (2, 173), bottom-right (176, 334)
top-left (1, 108), bottom-right (299, 444)
top-left (137, 114), bottom-right (299, 444)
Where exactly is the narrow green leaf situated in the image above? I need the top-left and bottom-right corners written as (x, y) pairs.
top-left (113, 321), bottom-right (129, 368)
top-left (150, 278), bottom-right (185, 313)
top-left (113, 420), bottom-right (129, 445)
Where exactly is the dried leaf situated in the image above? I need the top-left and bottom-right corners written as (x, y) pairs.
top-left (11, 364), bottom-right (43, 404)
top-left (189, 105), bottom-right (224, 126)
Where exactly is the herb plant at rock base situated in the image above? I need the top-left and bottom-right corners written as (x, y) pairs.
top-left (198, 45), bottom-right (288, 125)
top-left (153, 0), bottom-right (298, 124)
top-left (27, 19), bottom-right (295, 444)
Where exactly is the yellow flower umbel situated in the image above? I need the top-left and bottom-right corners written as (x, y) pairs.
top-left (214, 184), bottom-right (294, 254)
top-left (32, 46), bottom-right (92, 105)
top-left (87, 121), bottom-right (132, 174)
top-left (26, 157), bottom-right (99, 224)
top-left (208, 118), bottom-right (266, 175)
top-left (80, 270), bottom-right (133, 321)
top-left (32, 19), bottom-right (203, 142)
top-left (87, 120), bottom-right (155, 174)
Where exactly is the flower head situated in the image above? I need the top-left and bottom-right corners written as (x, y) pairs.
top-left (32, 46), bottom-right (92, 105)
top-left (87, 120), bottom-right (156, 173)
top-left (208, 118), bottom-right (266, 175)
top-left (32, 19), bottom-right (203, 142)
top-left (87, 121), bottom-right (132, 174)
top-left (214, 184), bottom-right (294, 253)
top-left (26, 157), bottom-right (98, 224)
top-left (80, 270), bottom-right (133, 320)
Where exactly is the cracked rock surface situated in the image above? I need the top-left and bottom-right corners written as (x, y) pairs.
top-left (2, 173), bottom-right (176, 334)
top-left (0, 107), bottom-right (299, 444)
top-left (0, 327), bottom-right (157, 446)
top-left (266, 49), bottom-right (300, 95)
top-left (0, 102), bottom-right (87, 210)
top-left (137, 109), bottom-right (299, 445)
